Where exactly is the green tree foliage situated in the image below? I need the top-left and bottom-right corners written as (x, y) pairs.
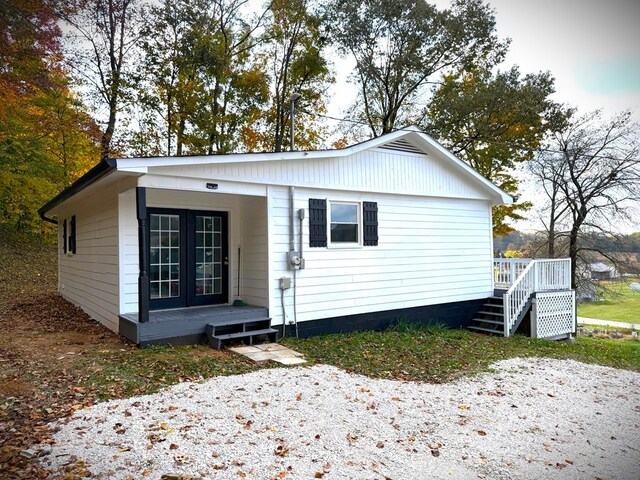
top-left (252, 0), bottom-right (333, 152)
top-left (136, 0), bottom-right (270, 156)
top-left (0, 0), bottom-right (99, 233)
top-left (425, 66), bottom-right (564, 236)
top-left (137, 0), bottom-right (199, 156)
top-left (325, 0), bottom-right (507, 137)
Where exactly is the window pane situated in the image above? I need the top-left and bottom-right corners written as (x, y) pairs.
top-left (331, 224), bottom-right (358, 243)
top-left (150, 282), bottom-right (160, 299)
top-left (150, 264), bottom-right (159, 281)
top-left (331, 204), bottom-right (357, 223)
top-left (161, 232), bottom-right (170, 247)
top-left (150, 215), bottom-right (159, 231)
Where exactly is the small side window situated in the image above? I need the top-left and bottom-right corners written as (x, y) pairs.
top-left (69, 215), bottom-right (76, 254)
top-left (329, 202), bottom-right (359, 245)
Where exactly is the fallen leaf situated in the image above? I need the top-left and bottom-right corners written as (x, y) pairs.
top-left (431, 449), bottom-right (440, 457)
top-left (376, 442), bottom-right (384, 448)
top-left (296, 393), bottom-right (302, 401)
top-left (477, 430), bottom-right (487, 436)
top-left (237, 470), bottom-right (246, 478)
top-left (275, 445), bottom-right (290, 457)
top-left (314, 473), bottom-right (324, 479)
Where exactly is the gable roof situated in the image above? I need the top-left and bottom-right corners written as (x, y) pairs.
top-left (39, 127), bottom-right (512, 218)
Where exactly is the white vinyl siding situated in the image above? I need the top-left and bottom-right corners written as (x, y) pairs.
top-left (240, 196), bottom-right (269, 307)
top-left (270, 186), bottom-right (494, 326)
top-left (148, 148), bottom-right (492, 201)
top-left (57, 188), bottom-right (120, 332)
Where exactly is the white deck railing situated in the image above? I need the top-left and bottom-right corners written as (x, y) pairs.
top-left (494, 258), bottom-right (532, 288)
top-left (495, 258), bottom-right (572, 337)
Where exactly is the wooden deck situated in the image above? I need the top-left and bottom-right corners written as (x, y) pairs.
top-left (119, 305), bottom-right (270, 346)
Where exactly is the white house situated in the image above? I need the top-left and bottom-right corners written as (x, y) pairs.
top-left (39, 127), bottom-right (575, 346)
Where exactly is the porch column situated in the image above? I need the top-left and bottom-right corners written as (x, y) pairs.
top-left (136, 187), bottom-right (150, 323)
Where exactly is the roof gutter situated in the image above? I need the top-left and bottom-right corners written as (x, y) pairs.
top-left (38, 159), bottom-right (117, 223)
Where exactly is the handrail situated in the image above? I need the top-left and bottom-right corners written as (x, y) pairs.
top-left (502, 258), bottom-right (571, 337)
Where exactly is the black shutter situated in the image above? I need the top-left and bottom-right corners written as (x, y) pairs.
top-left (69, 215), bottom-right (76, 254)
top-left (363, 202), bottom-right (378, 246)
top-left (63, 219), bottom-right (67, 254)
top-left (309, 198), bottom-right (327, 247)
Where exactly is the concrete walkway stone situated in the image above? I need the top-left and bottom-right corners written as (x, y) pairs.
top-left (577, 316), bottom-right (637, 330)
top-left (228, 342), bottom-right (307, 365)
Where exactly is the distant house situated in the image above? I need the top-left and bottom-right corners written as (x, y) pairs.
top-left (39, 127), bottom-right (575, 346)
top-left (588, 262), bottom-right (619, 280)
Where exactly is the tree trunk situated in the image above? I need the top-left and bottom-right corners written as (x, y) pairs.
top-left (176, 117), bottom-right (185, 156)
top-left (101, 103), bottom-right (117, 160)
top-left (568, 224), bottom-right (579, 289)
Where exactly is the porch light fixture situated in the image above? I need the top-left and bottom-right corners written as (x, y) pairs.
top-left (289, 93), bottom-right (302, 152)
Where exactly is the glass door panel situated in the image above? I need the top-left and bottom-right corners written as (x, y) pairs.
top-left (149, 213), bottom-right (181, 300)
top-left (148, 209), bottom-right (227, 310)
top-left (188, 211), bottom-right (228, 306)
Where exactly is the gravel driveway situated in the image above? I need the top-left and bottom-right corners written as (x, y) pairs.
top-left (39, 357), bottom-right (639, 480)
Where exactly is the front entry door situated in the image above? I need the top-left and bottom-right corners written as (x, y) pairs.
top-left (149, 209), bottom-right (228, 310)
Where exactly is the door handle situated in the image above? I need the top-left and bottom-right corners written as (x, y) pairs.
top-left (223, 257), bottom-right (229, 265)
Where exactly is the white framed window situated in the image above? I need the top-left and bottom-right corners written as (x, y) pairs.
top-left (328, 201), bottom-right (361, 246)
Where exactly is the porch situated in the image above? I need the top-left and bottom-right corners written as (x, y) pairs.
top-left (119, 304), bottom-right (273, 346)
top-left (469, 258), bottom-right (576, 339)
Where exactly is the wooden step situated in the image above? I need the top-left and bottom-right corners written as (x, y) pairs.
top-left (214, 327), bottom-right (279, 341)
top-left (207, 320), bottom-right (278, 350)
top-left (477, 311), bottom-right (504, 317)
top-left (483, 302), bottom-right (503, 308)
top-left (469, 325), bottom-right (504, 335)
top-left (471, 318), bottom-right (504, 326)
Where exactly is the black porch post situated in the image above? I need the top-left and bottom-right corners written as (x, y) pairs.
top-left (136, 187), bottom-right (150, 323)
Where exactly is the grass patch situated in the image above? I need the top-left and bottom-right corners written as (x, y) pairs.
top-left (71, 345), bottom-right (264, 402)
top-left (578, 277), bottom-right (640, 324)
top-left (283, 325), bottom-right (640, 383)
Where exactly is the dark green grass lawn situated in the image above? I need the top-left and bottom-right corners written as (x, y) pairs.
top-left (284, 323), bottom-right (640, 383)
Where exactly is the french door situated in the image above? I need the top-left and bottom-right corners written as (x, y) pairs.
top-left (148, 209), bottom-right (228, 310)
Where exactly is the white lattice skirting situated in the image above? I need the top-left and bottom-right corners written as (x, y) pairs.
top-left (533, 291), bottom-right (576, 339)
